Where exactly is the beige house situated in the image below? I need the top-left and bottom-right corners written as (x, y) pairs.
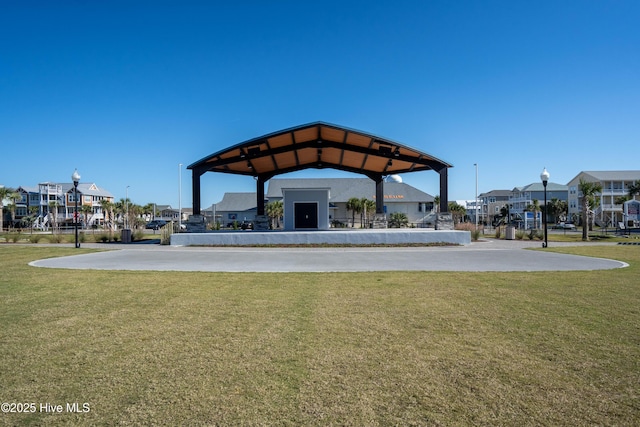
top-left (567, 171), bottom-right (640, 226)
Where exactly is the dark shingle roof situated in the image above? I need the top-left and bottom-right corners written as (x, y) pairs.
top-left (267, 178), bottom-right (433, 202)
top-left (215, 192), bottom-right (260, 211)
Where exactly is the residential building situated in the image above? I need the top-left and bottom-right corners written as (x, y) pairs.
top-left (8, 181), bottom-right (113, 229)
top-left (478, 190), bottom-right (511, 225)
top-left (567, 171), bottom-right (640, 226)
top-left (509, 182), bottom-right (568, 229)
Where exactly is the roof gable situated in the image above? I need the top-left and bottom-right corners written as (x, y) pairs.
top-left (569, 170), bottom-right (640, 184)
top-left (188, 122), bottom-right (452, 180)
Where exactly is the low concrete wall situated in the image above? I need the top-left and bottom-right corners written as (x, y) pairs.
top-left (171, 229), bottom-right (471, 246)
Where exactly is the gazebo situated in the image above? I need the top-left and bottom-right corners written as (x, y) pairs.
top-left (188, 122), bottom-right (453, 222)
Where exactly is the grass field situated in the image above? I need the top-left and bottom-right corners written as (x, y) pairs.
top-left (1, 245), bottom-right (639, 426)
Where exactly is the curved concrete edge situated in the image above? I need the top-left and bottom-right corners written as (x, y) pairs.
top-left (170, 229), bottom-right (472, 246)
top-left (583, 257), bottom-right (629, 269)
top-left (28, 244), bottom-right (628, 273)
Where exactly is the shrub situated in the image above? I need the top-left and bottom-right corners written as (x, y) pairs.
top-left (9, 233), bottom-right (22, 243)
top-left (133, 230), bottom-right (145, 241)
top-left (455, 222), bottom-right (482, 241)
top-left (515, 230), bottom-right (526, 240)
top-left (97, 233), bottom-right (110, 243)
top-left (28, 234), bottom-right (43, 243)
top-left (79, 231), bottom-right (86, 243)
top-left (160, 224), bottom-right (172, 245)
top-left (112, 234), bottom-right (120, 242)
top-left (388, 212), bottom-right (409, 228)
top-left (49, 234), bottom-right (65, 243)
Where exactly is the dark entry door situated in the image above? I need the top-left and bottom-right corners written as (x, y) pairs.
top-left (294, 203), bottom-right (318, 229)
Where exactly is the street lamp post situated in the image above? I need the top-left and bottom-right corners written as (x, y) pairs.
top-left (474, 163), bottom-right (478, 228)
top-left (125, 185), bottom-right (130, 229)
top-left (72, 169), bottom-right (81, 248)
top-left (178, 163), bottom-right (182, 232)
top-left (540, 167), bottom-right (550, 248)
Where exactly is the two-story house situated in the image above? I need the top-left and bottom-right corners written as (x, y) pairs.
top-left (509, 182), bottom-right (568, 229)
top-left (567, 171), bottom-right (640, 227)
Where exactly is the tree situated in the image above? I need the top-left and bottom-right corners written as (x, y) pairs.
top-left (48, 201), bottom-right (59, 233)
top-left (100, 199), bottom-right (115, 233)
top-left (578, 178), bottom-right (603, 241)
top-left (265, 200), bottom-right (283, 229)
top-left (627, 180), bottom-right (640, 199)
top-left (448, 201), bottom-right (467, 224)
top-left (7, 191), bottom-right (22, 229)
top-left (361, 198), bottom-right (376, 228)
top-left (433, 195), bottom-right (440, 213)
top-left (0, 186), bottom-right (14, 232)
top-left (388, 212), bottom-right (409, 228)
top-left (23, 206), bottom-right (40, 234)
top-left (547, 198), bottom-right (568, 224)
top-left (142, 203), bottom-right (155, 221)
top-left (346, 197), bottom-right (361, 228)
top-left (525, 199), bottom-right (541, 230)
top-left (114, 198), bottom-right (132, 228)
top-left (80, 205), bottom-right (93, 229)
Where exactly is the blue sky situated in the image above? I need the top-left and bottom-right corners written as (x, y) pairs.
top-left (1, 1), bottom-right (639, 209)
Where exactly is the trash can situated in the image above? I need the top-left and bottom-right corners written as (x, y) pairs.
top-left (121, 228), bottom-right (132, 243)
top-left (505, 226), bottom-right (516, 240)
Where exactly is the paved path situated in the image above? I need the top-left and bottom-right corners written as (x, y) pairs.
top-left (29, 240), bottom-right (628, 272)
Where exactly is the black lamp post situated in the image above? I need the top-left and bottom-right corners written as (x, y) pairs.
top-left (72, 169), bottom-right (81, 248)
top-left (540, 167), bottom-right (549, 248)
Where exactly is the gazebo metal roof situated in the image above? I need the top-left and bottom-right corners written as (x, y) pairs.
top-left (188, 122), bottom-right (452, 216)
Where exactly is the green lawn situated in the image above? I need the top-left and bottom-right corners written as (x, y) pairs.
top-left (1, 245), bottom-right (639, 426)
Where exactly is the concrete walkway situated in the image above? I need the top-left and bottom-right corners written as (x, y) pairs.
top-left (29, 240), bottom-right (628, 272)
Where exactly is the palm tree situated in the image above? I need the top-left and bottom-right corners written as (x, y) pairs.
top-left (114, 198), bottom-right (129, 228)
top-left (346, 197), bottom-right (361, 228)
top-left (433, 195), bottom-right (440, 213)
top-left (496, 205), bottom-right (510, 226)
top-left (547, 198), bottom-right (567, 224)
top-left (388, 212), bottom-right (409, 228)
top-left (361, 198), bottom-right (376, 228)
top-left (100, 199), bottom-right (115, 233)
top-left (7, 191), bottom-right (22, 229)
top-left (265, 200), bottom-right (283, 229)
top-left (525, 199), bottom-right (541, 230)
top-left (448, 201), bottom-right (467, 224)
top-left (0, 186), bottom-right (14, 232)
top-left (129, 203), bottom-right (144, 229)
top-left (48, 201), bottom-right (59, 233)
top-left (142, 203), bottom-right (155, 222)
top-left (80, 205), bottom-right (93, 229)
top-left (578, 178), bottom-right (603, 241)
top-left (628, 180), bottom-right (640, 197)
top-left (25, 206), bottom-right (39, 234)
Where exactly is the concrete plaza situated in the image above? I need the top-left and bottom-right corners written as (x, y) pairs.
top-left (30, 240), bottom-right (627, 273)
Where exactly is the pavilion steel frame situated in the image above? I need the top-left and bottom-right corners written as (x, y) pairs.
top-left (188, 122), bottom-right (453, 217)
